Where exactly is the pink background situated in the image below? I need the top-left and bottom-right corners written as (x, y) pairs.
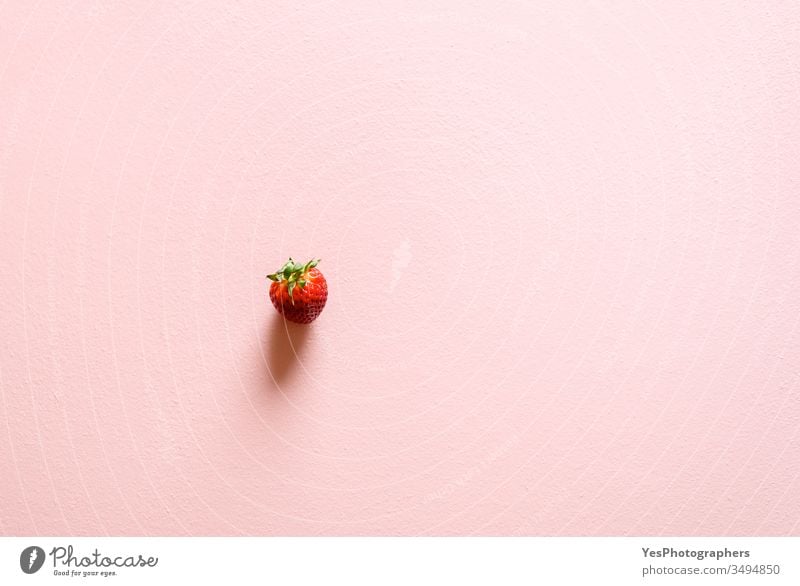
top-left (2, 1), bottom-right (800, 536)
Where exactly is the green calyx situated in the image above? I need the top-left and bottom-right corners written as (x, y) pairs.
top-left (266, 257), bottom-right (320, 303)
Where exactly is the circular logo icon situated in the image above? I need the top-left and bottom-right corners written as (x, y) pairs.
top-left (20, 546), bottom-right (45, 574)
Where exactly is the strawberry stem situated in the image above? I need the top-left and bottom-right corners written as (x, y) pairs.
top-left (266, 258), bottom-right (320, 302)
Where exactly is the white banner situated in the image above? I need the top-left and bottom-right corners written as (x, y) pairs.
top-left (1, 537), bottom-right (797, 585)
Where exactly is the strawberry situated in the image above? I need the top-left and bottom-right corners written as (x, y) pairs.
top-left (267, 258), bottom-right (328, 324)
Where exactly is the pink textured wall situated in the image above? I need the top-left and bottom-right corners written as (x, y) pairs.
top-left (2, 1), bottom-right (800, 536)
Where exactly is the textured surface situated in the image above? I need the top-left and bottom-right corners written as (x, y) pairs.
top-left (1, 1), bottom-right (800, 536)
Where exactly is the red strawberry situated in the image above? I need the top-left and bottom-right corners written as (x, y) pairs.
top-left (267, 258), bottom-right (328, 324)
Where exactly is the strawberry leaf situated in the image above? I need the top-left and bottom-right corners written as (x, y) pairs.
top-left (268, 257), bottom-right (321, 300)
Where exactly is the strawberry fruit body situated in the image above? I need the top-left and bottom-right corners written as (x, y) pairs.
top-left (267, 258), bottom-right (328, 324)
